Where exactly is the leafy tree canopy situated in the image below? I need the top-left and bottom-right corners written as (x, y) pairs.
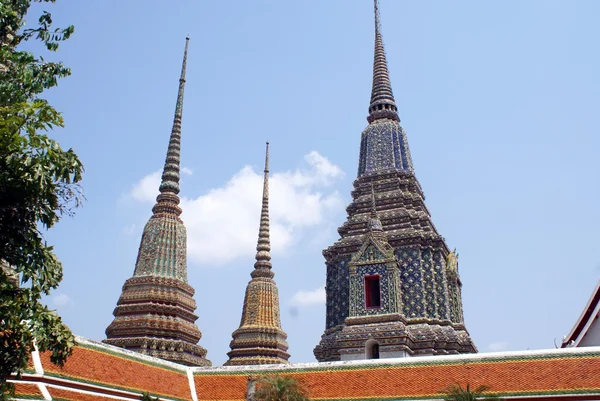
top-left (253, 375), bottom-right (310, 401)
top-left (0, 0), bottom-right (82, 397)
top-left (442, 383), bottom-right (502, 401)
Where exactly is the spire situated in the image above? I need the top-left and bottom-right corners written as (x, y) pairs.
top-left (367, 0), bottom-right (400, 123)
top-left (104, 37), bottom-right (211, 367)
top-left (251, 142), bottom-right (274, 278)
top-left (225, 142), bottom-right (290, 366)
top-left (315, 1), bottom-right (476, 363)
top-left (368, 184), bottom-right (383, 232)
top-left (154, 37), bottom-right (189, 217)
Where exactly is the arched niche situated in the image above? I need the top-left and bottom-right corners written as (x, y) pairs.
top-left (365, 339), bottom-right (380, 359)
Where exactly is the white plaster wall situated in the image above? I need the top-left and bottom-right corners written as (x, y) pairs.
top-left (381, 350), bottom-right (407, 359)
top-left (340, 353), bottom-right (365, 361)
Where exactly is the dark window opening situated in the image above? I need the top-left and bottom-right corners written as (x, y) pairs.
top-left (365, 339), bottom-right (380, 359)
top-left (365, 275), bottom-right (381, 308)
top-left (371, 343), bottom-right (380, 359)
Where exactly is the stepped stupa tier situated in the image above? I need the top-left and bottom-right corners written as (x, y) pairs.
top-left (104, 38), bottom-right (211, 367)
top-left (225, 143), bottom-right (290, 366)
top-left (314, 1), bottom-right (476, 362)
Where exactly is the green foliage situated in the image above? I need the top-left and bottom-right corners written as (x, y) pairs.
top-left (442, 384), bottom-right (501, 401)
top-left (0, 381), bottom-right (15, 401)
top-left (0, 0), bottom-right (82, 394)
top-left (141, 392), bottom-right (161, 401)
top-left (254, 375), bottom-right (309, 401)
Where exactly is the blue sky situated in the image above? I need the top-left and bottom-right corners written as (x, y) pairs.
top-left (25, 0), bottom-right (600, 365)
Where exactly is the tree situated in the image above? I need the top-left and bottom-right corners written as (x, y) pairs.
top-left (252, 375), bottom-right (309, 401)
top-left (442, 384), bottom-right (501, 401)
top-left (0, 0), bottom-right (82, 396)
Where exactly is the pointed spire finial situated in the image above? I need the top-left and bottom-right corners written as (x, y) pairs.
top-left (173, 36), bottom-right (189, 130)
top-left (367, 0), bottom-right (400, 124)
top-left (374, 0), bottom-right (382, 36)
top-left (264, 141), bottom-right (269, 173)
top-left (368, 184), bottom-right (383, 231)
top-left (153, 37), bottom-right (189, 216)
top-left (252, 142), bottom-right (274, 278)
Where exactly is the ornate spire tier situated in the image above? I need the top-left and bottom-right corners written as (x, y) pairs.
top-left (367, 0), bottom-right (399, 124)
top-left (104, 38), bottom-right (211, 367)
top-left (314, 1), bottom-right (476, 362)
top-left (225, 143), bottom-right (290, 366)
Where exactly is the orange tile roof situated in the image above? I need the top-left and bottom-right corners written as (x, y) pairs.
top-left (10, 336), bottom-right (600, 401)
top-left (11, 382), bottom-right (44, 400)
top-left (193, 351), bottom-right (600, 401)
top-left (33, 337), bottom-right (192, 400)
top-left (48, 387), bottom-right (124, 401)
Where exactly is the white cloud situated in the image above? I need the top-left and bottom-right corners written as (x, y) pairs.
top-left (291, 286), bottom-right (326, 307)
top-left (487, 341), bottom-right (510, 352)
top-left (122, 223), bottom-right (137, 236)
top-left (52, 294), bottom-right (73, 307)
top-left (127, 151), bottom-right (345, 266)
top-left (304, 151), bottom-right (344, 185)
top-left (128, 167), bottom-right (192, 204)
top-left (130, 170), bottom-right (160, 203)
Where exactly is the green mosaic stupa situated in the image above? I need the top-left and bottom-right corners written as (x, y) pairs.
top-left (104, 38), bottom-right (211, 367)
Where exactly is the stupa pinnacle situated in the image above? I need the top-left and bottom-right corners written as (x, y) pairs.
top-left (314, 0), bottom-right (476, 361)
top-left (225, 142), bottom-right (290, 366)
top-left (367, 0), bottom-right (399, 124)
top-left (104, 38), bottom-right (211, 367)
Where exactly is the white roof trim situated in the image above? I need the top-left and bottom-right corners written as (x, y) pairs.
top-left (72, 335), bottom-right (600, 373)
top-left (573, 290), bottom-right (600, 347)
top-left (191, 345), bottom-right (600, 373)
top-left (563, 279), bottom-right (600, 347)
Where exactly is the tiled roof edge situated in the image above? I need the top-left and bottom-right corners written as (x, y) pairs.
top-left (69, 336), bottom-right (600, 374)
top-left (74, 336), bottom-right (190, 373)
top-left (191, 345), bottom-right (600, 374)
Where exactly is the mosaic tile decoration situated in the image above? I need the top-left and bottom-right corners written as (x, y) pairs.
top-left (315, 0), bottom-right (476, 360)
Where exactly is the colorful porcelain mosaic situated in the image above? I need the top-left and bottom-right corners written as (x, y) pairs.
top-left (315, 0), bottom-right (475, 361)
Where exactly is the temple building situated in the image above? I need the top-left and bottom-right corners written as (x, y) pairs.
top-left (225, 143), bottom-right (290, 366)
top-left (103, 38), bottom-right (211, 367)
top-left (314, 0), bottom-right (477, 361)
top-left (8, 2), bottom-right (600, 400)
